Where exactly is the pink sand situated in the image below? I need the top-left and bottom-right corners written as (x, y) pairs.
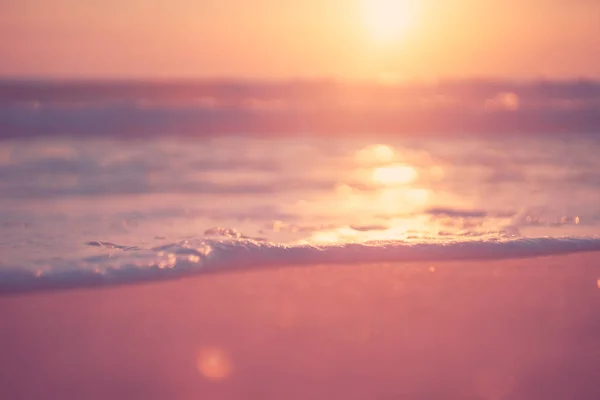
top-left (1, 254), bottom-right (599, 399)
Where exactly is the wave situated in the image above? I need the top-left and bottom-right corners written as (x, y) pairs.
top-left (1, 236), bottom-right (600, 294)
top-left (3, 79), bottom-right (600, 138)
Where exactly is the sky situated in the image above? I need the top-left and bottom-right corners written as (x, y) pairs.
top-left (1, 0), bottom-right (599, 80)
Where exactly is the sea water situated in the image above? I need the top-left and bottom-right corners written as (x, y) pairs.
top-left (2, 131), bottom-right (600, 292)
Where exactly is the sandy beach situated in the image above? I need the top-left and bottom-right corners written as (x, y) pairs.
top-left (1, 253), bottom-right (598, 400)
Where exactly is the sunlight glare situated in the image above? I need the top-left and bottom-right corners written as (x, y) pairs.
top-left (373, 164), bottom-right (417, 185)
top-left (379, 187), bottom-right (429, 214)
top-left (372, 144), bottom-right (395, 162)
top-left (362, 0), bottom-right (417, 44)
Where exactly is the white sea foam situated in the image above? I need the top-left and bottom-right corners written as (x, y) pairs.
top-left (1, 236), bottom-right (600, 294)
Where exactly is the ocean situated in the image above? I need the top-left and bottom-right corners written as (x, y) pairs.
top-left (1, 81), bottom-right (599, 399)
top-left (2, 127), bottom-right (600, 292)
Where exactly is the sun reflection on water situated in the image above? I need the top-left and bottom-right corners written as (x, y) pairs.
top-left (373, 164), bottom-right (418, 185)
top-left (294, 142), bottom-right (524, 245)
top-left (355, 144), bottom-right (396, 164)
top-left (303, 144), bottom-right (439, 244)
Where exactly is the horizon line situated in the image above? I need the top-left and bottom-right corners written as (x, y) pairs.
top-left (2, 75), bottom-right (600, 86)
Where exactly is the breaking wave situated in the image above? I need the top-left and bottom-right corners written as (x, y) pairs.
top-left (2, 236), bottom-right (600, 294)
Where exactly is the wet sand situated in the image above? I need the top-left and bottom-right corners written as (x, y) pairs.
top-left (1, 253), bottom-right (599, 399)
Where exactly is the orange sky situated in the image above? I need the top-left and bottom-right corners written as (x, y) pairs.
top-left (1, 0), bottom-right (599, 80)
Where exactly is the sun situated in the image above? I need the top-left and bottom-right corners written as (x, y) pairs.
top-left (362, 0), bottom-right (417, 45)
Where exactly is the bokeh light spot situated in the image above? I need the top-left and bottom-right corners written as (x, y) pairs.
top-left (485, 92), bottom-right (520, 111)
top-left (197, 347), bottom-right (233, 381)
